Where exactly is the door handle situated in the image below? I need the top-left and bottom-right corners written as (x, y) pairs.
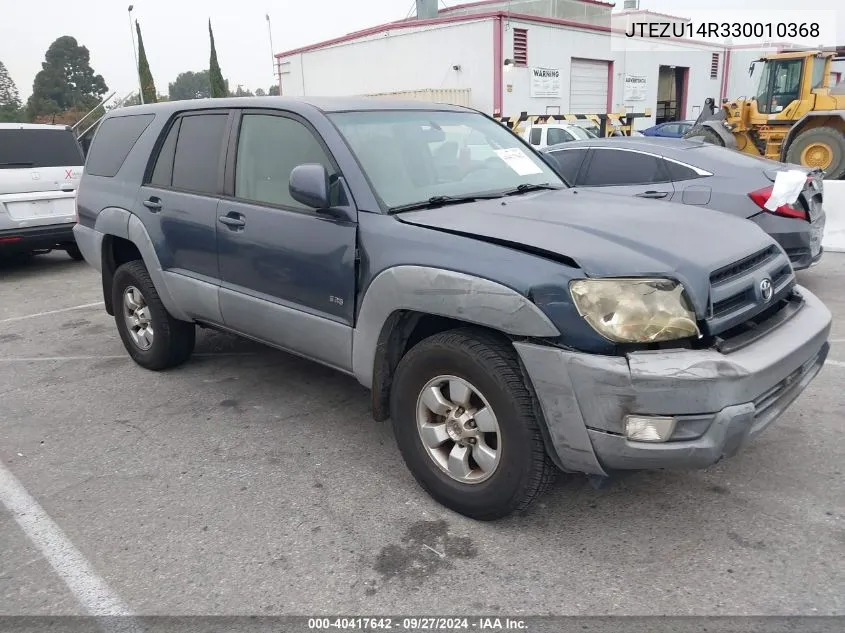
top-left (143, 197), bottom-right (162, 211)
top-left (635, 191), bottom-right (669, 199)
top-left (218, 213), bottom-right (246, 230)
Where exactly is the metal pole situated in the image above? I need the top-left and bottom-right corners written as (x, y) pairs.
top-left (71, 91), bottom-right (116, 131)
top-left (266, 13), bottom-right (278, 91)
top-left (128, 5), bottom-right (144, 104)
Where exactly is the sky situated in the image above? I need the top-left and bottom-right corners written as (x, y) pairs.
top-left (0, 0), bottom-right (842, 103)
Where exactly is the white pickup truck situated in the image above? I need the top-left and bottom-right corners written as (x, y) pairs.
top-left (520, 122), bottom-right (597, 149)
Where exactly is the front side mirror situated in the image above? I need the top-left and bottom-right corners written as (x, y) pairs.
top-left (289, 163), bottom-right (330, 209)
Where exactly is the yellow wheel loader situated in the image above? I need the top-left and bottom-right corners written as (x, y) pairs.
top-left (684, 49), bottom-right (845, 179)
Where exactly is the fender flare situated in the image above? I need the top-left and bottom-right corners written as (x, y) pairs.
top-left (94, 208), bottom-right (191, 322)
top-left (351, 265), bottom-right (560, 389)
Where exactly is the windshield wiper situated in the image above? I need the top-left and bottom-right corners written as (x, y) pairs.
top-left (387, 194), bottom-right (503, 214)
top-left (501, 183), bottom-right (563, 196)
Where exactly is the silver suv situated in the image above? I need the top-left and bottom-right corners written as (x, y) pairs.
top-left (0, 123), bottom-right (85, 260)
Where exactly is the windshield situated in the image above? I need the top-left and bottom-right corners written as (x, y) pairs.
top-left (755, 59), bottom-right (803, 114)
top-left (0, 129), bottom-right (84, 168)
top-left (328, 110), bottom-right (564, 209)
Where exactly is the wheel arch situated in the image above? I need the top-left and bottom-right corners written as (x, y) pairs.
top-left (95, 208), bottom-right (190, 321)
top-left (353, 265), bottom-right (560, 414)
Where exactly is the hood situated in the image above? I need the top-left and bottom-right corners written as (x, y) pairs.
top-left (395, 188), bottom-right (776, 316)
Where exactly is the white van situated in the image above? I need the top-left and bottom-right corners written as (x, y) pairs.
top-left (0, 123), bottom-right (85, 260)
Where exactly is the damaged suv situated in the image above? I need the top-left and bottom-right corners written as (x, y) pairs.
top-left (73, 98), bottom-right (831, 520)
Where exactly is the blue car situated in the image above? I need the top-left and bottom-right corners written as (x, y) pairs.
top-left (642, 120), bottom-right (695, 138)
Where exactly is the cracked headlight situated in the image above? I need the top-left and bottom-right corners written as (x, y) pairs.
top-left (569, 278), bottom-right (700, 344)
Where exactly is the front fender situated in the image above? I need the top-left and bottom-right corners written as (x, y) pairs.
top-left (351, 265), bottom-right (560, 388)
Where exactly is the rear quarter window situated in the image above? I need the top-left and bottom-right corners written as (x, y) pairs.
top-left (0, 128), bottom-right (84, 168)
top-left (85, 114), bottom-right (155, 177)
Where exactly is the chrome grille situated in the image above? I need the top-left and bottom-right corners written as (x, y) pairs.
top-left (706, 245), bottom-right (795, 335)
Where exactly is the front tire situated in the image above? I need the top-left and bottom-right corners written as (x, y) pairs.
top-left (390, 328), bottom-right (556, 520)
top-left (112, 260), bottom-right (196, 370)
top-left (785, 127), bottom-right (845, 180)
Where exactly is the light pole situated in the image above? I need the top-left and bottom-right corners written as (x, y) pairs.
top-left (266, 13), bottom-right (281, 94)
top-left (128, 5), bottom-right (144, 104)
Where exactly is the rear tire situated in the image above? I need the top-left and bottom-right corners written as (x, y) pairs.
top-left (65, 243), bottom-right (84, 261)
top-left (785, 127), bottom-right (845, 180)
top-left (684, 124), bottom-right (726, 146)
top-left (389, 328), bottom-right (556, 520)
top-left (111, 260), bottom-right (195, 370)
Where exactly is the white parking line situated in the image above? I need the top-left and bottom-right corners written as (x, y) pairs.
top-left (0, 353), bottom-right (261, 363)
top-left (0, 459), bottom-right (136, 618)
top-left (0, 302), bottom-right (105, 324)
top-left (826, 359), bottom-right (845, 368)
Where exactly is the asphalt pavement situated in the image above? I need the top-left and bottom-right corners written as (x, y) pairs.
top-left (1, 251), bottom-right (844, 617)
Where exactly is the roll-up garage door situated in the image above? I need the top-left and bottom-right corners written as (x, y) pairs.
top-left (569, 59), bottom-right (609, 113)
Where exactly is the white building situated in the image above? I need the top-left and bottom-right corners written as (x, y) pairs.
top-left (274, 0), bottom-right (841, 130)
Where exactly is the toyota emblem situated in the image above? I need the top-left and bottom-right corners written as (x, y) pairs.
top-left (760, 278), bottom-right (773, 303)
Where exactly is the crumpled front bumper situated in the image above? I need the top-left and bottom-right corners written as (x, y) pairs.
top-left (514, 285), bottom-right (831, 476)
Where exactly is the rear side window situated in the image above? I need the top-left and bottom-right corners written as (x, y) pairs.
top-left (664, 159), bottom-right (701, 181)
top-left (581, 149), bottom-right (670, 186)
top-left (168, 113), bottom-right (228, 195)
top-left (150, 120), bottom-right (180, 187)
top-left (529, 127), bottom-right (542, 145)
top-left (546, 149), bottom-right (588, 184)
top-left (85, 115), bottom-right (154, 177)
top-left (0, 128), bottom-right (84, 169)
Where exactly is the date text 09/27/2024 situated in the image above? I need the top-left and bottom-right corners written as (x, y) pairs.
top-left (307, 617), bottom-right (528, 631)
top-left (626, 21), bottom-right (820, 39)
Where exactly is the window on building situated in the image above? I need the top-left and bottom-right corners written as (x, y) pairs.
top-left (710, 53), bottom-right (719, 79)
top-left (513, 28), bottom-right (528, 67)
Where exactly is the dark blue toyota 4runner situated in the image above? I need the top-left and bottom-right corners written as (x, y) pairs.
top-left (73, 98), bottom-right (831, 519)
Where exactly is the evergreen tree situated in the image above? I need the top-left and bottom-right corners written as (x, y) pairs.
top-left (27, 36), bottom-right (108, 118)
top-left (135, 21), bottom-right (157, 103)
top-left (208, 21), bottom-right (227, 98)
top-left (169, 70), bottom-right (212, 100)
top-left (0, 60), bottom-right (23, 121)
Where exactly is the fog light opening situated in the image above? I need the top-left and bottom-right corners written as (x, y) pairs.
top-left (624, 415), bottom-right (676, 443)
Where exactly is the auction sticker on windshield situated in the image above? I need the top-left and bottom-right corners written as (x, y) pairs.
top-left (494, 148), bottom-right (543, 176)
